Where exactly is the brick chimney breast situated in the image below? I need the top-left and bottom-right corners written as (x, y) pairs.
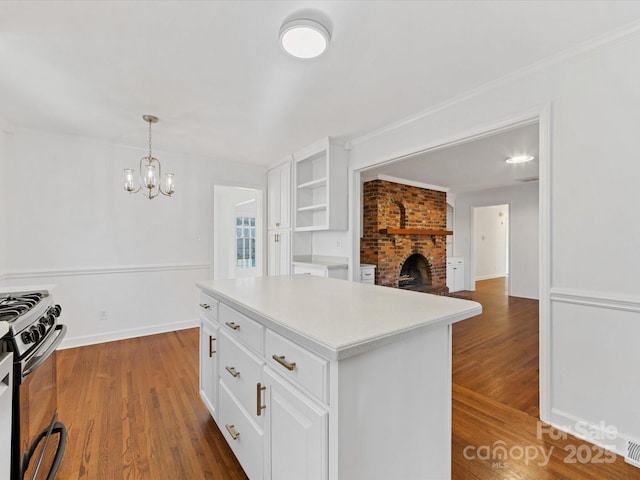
top-left (360, 180), bottom-right (448, 290)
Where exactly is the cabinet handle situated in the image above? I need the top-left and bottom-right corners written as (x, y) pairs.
top-left (272, 354), bottom-right (296, 371)
top-left (199, 303), bottom-right (210, 309)
top-left (225, 322), bottom-right (240, 331)
top-left (276, 222), bottom-right (280, 227)
top-left (275, 233), bottom-right (279, 243)
top-left (225, 424), bottom-right (240, 440)
top-left (256, 383), bottom-right (266, 416)
top-left (209, 336), bottom-right (216, 358)
top-left (225, 366), bottom-right (240, 378)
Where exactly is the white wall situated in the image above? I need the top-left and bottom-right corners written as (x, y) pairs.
top-left (473, 204), bottom-right (509, 281)
top-left (2, 130), bottom-right (265, 348)
top-left (348, 32), bottom-right (640, 453)
top-left (455, 185), bottom-right (538, 299)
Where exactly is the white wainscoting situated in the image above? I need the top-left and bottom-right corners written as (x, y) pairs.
top-left (549, 288), bottom-right (640, 458)
top-left (2, 263), bottom-right (209, 349)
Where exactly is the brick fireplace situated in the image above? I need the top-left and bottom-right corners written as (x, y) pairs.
top-left (360, 179), bottom-right (449, 292)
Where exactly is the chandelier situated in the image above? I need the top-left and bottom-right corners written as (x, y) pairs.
top-left (123, 115), bottom-right (174, 199)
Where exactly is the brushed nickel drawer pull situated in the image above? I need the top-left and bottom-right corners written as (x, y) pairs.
top-left (225, 321), bottom-right (240, 330)
top-left (209, 336), bottom-right (216, 358)
top-left (225, 366), bottom-right (240, 378)
top-left (199, 303), bottom-right (210, 309)
top-left (256, 382), bottom-right (266, 416)
top-left (272, 354), bottom-right (296, 371)
top-left (225, 424), bottom-right (240, 440)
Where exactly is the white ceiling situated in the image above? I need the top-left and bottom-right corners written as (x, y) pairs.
top-left (1, 1), bottom-right (640, 166)
top-left (363, 122), bottom-right (540, 194)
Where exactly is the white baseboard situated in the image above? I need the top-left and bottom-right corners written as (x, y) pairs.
top-left (475, 273), bottom-right (507, 281)
top-left (59, 318), bottom-right (199, 349)
top-left (548, 408), bottom-right (630, 459)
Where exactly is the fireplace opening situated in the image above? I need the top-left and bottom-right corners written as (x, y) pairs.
top-left (399, 254), bottom-right (432, 289)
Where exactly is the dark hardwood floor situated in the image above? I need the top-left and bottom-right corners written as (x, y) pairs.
top-left (451, 277), bottom-right (640, 479)
top-left (55, 278), bottom-right (640, 479)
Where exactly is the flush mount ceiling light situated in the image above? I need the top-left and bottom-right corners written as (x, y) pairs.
top-left (505, 155), bottom-right (535, 164)
top-left (279, 18), bottom-right (330, 59)
top-left (123, 115), bottom-right (175, 200)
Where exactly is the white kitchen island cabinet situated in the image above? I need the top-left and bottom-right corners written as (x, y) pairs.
top-left (197, 275), bottom-right (481, 480)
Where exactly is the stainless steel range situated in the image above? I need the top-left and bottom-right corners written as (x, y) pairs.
top-left (0, 290), bottom-right (67, 480)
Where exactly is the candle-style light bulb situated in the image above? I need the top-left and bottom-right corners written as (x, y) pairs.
top-left (124, 169), bottom-right (135, 192)
top-left (144, 163), bottom-right (157, 189)
top-left (164, 173), bottom-right (175, 195)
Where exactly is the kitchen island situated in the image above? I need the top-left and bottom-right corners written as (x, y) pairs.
top-left (197, 275), bottom-right (481, 480)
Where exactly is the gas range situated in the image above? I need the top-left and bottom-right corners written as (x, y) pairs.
top-left (0, 290), bottom-right (67, 479)
top-left (0, 292), bottom-right (62, 361)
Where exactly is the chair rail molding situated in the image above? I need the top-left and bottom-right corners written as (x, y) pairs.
top-left (550, 287), bottom-right (640, 313)
top-left (3, 263), bottom-right (210, 279)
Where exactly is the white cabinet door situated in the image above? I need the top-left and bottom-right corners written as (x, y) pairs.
top-left (267, 163), bottom-right (291, 230)
top-left (447, 259), bottom-right (465, 292)
top-left (268, 230), bottom-right (291, 276)
top-left (200, 317), bottom-right (219, 420)
top-left (264, 368), bottom-right (328, 480)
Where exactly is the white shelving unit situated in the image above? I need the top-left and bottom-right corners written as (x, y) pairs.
top-left (293, 137), bottom-right (348, 231)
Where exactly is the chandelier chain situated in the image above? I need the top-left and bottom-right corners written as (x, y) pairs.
top-left (148, 120), bottom-right (153, 159)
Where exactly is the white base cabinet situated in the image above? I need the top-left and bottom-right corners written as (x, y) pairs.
top-left (197, 276), bottom-right (474, 480)
top-left (264, 368), bottom-right (328, 480)
top-left (447, 257), bottom-right (465, 292)
top-left (199, 294), bottom-right (220, 419)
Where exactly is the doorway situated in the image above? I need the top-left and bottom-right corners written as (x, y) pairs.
top-left (472, 204), bottom-right (509, 290)
top-left (212, 185), bottom-right (264, 280)
top-left (352, 112), bottom-right (547, 419)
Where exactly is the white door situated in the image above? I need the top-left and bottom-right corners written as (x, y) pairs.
top-left (213, 185), bottom-right (264, 279)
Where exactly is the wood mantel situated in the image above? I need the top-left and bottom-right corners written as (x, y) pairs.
top-left (379, 228), bottom-right (453, 235)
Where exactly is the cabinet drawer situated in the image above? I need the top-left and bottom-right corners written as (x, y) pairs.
top-left (198, 292), bottom-right (219, 321)
top-left (293, 265), bottom-right (327, 277)
top-left (219, 383), bottom-right (264, 480)
top-left (360, 268), bottom-right (375, 281)
top-left (219, 303), bottom-right (264, 354)
top-left (218, 330), bottom-right (264, 425)
top-left (265, 330), bottom-right (328, 403)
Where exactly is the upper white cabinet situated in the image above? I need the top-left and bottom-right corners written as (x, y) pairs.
top-left (267, 160), bottom-right (291, 230)
top-left (293, 138), bottom-right (348, 231)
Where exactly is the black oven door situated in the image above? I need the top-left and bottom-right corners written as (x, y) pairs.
top-left (14, 324), bottom-right (67, 480)
top-left (21, 413), bottom-right (66, 480)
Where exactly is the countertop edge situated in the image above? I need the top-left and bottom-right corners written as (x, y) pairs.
top-left (197, 281), bottom-right (482, 361)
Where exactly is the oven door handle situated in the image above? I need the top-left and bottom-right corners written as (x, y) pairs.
top-left (22, 324), bottom-right (67, 379)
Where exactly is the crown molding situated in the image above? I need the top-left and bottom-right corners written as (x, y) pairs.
top-left (349, 20), bottom-right (640, 148)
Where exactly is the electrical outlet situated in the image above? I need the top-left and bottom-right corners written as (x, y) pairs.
top-left (99, 310), bottom-right (108, 321)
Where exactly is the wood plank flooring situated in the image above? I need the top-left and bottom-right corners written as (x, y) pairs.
top-left (451, 277), bottom-right (640, 479)
top-left (55, 278), bottom-right (640, 479)
top-left (56, 330), bottom-right (247, 480)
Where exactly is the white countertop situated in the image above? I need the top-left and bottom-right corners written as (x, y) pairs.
top-left (198, 275), bottom-right (481, 360)
top-left (291, 255), bottom-right (348, 269)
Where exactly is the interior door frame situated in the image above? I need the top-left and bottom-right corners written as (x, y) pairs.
top-left (211, 183), bottom-right (266, 280)
top-left (470, 202), bottom-right (511, 294)
top-left (350, 103), bottom-right (551, 422)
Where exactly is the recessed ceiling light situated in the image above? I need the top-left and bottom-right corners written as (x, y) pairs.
top-left (279, 18), bottom-right (330, 59)
top-left (505, 155), bottom-right (535, 164)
